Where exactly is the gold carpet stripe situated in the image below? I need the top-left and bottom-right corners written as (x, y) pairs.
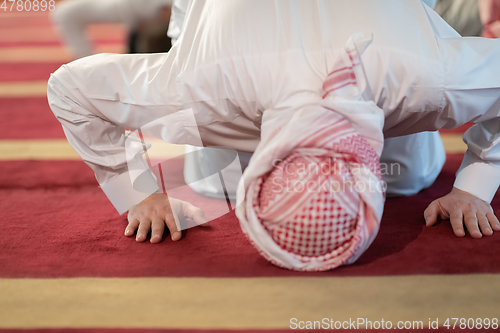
top-left (440, 133), bottom-right (466, 153)
top-left (0, 44), bottom-right (124, 62)
top-left (0, 81), bottom-right (47, 97)
top-left (0, 275), bottom-right (498, 329)
top-left (0, 134), bottom-right (463, 161)
top-left (0, 139), bottom-right (185, 160)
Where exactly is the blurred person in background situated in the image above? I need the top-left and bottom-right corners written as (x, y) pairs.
top-left (434, 0), bottom-right (483, 36)
top-left (479, 0), bottom-right (500, 38)
top-left (52, 0), bottom-right (172, 58)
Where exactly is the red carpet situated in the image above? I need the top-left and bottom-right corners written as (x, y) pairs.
top-left (0, 40), bottom-right (123, 48)
top-left (1, 153), bottom-right (499, 278)
top-left (0, 15), bottom-right (51, 28)
top-left (0, 63), bottom-right (62, 82)
top-left (439, 123), bottom-right (473, 134)
top-left (0, 98), bottom-right (65, 138)
top-left (0, 160), bottom-right (96, 188)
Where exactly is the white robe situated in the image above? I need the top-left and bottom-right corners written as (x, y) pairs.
top-left (170, 0), bottom-right (445, 200)
top-left (48, 0), bottom-right (500, 214)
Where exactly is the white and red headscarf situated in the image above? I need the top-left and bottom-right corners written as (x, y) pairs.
top-left (236, 33), bottom-right (386, 271)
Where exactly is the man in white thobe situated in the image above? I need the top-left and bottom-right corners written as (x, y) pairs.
top-left (48, 0), bottom-right (500, 247)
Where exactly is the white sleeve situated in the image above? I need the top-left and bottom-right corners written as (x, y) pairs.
top-left (99, 131), bottom-right (160, 215)
top-left (453, 120), bottom-right (500, 203)
top-left (47, 72), bottom-right (159, 215)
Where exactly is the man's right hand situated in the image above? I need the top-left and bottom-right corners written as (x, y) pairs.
top-left (125, 193), bottom-right (208, 243)
top-left (424, 187), bottom-right (500, 238)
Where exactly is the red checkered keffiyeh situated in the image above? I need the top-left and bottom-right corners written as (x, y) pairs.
top-left (236, 33), bottom-right (386, 271)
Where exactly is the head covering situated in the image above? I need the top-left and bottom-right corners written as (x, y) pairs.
top-left (236, 33), bottom-right (386, 271)
top-left (256, 152), bottom-right (360, 258)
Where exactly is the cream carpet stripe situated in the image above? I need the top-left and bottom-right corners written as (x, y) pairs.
top-left (0, 44), bottom-right (124, 62)
top-left (0, 134), bottom-right (463, 161)
top-left (0, 139), bottom-right (185, 160)
top-left (440, 133), bottom-right (466, 153)
top-left (0, 275), bottom-right (498, 329)
top-left (0, 81), bottom-right (47, 97)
